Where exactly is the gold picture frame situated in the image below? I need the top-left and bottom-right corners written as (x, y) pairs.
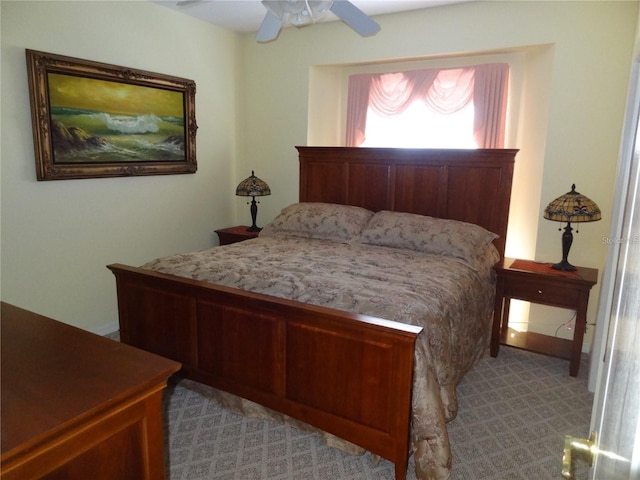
top-left (26, 49), bottom-right (197, 180)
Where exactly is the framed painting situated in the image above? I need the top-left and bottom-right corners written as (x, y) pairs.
top-left (26, 49), bottom-right (197, 180)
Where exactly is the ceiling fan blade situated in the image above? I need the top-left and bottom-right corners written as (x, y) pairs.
top-left (176, 0), bottom-right (204, 7)
top-left (256, 10), bottom-right (284, 42)
top-left (329, 1), bottom-right (380, 36)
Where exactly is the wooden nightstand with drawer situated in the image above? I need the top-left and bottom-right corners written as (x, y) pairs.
top-left (490, 257), bottom-right (598, 376)
top-left (215, 225), bottom-right (260, 245)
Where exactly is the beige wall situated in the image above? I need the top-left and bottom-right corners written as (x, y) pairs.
top-left (1, 1), bottom-right (241, 333)
top-left (238, 0), bottom-right (638, 350)
top-left (2, 1), bottom-right (638, 350)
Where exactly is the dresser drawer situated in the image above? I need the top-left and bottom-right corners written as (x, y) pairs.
top-left (503, 276), bottom-right (581, 308)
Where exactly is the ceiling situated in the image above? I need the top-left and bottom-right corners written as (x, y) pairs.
top-left (152, 0), bottom-right (465, 34)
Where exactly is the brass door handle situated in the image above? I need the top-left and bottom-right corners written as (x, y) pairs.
top-left (562, 431), bottom-right (597, 479)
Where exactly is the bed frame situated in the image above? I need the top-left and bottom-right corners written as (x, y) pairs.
top-left (108, 146), bottom-right (516, 480)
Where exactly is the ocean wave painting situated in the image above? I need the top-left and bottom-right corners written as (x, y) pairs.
top-left (47, 73), bottom-right (186, 163)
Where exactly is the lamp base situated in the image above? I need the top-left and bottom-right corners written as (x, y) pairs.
top-left (551, 222), bottom-right (577, 271)
top-left (551, 259), bottom-right (577, 272)
top-left (246, 196), bottom-right (262, 232)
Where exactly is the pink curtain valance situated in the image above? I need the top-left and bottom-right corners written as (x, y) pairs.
top-left (346, 63), bottom-right (509, 148)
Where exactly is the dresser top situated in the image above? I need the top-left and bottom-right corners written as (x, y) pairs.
top-left (1, 302), bottom-right (180, 456)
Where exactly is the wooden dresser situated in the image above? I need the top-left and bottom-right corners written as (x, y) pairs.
top-left (0, 302), bottom-right (181, 480)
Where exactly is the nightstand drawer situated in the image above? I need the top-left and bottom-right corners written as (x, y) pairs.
top-left (503, 277), bottom-right (580, 308)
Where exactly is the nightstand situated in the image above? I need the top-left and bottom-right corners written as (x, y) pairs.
top-left (215, 226), bottom-right (260, 245)
top-left (491, 257), bottom-right (598, 376)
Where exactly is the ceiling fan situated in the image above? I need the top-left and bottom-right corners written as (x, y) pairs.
top-left (256, 0), bottom-right (380, 42)
top-left (175, 0), bottom-right (204, 7)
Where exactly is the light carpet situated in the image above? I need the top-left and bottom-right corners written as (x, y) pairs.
top-left (159, 346), bottom-right (594, 480)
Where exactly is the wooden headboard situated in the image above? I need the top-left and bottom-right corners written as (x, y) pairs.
top-left (298, 146), bottom-right (517, 259)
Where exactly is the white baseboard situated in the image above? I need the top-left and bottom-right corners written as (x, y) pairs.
top-left (93, 322), bottom-right (119, 337)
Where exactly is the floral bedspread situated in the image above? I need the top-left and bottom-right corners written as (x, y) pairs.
top-left (143, 236), bottom-right (497, 480)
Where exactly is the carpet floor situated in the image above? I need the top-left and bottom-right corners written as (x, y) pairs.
top-left (160, 346), bottom-right (594, 480)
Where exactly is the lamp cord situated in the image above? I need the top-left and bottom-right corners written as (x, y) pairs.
top-left (555, 311), bottom-right (577, 337)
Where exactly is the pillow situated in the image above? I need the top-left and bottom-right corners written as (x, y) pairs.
top-left (260, 202), bottom-right (374, 243)
top-left (357, 210), bottom-right (498, 262)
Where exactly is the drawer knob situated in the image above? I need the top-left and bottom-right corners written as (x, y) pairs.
top-left (538, 289), bottom-right (543, 294)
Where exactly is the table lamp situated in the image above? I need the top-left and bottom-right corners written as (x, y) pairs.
top-left (235, 171), bottom-right (271, 232)
top-left (543, 184), bottom-right (601, 271)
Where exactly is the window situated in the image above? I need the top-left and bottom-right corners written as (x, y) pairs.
top-left (346, 64), bottom-right (509, 149)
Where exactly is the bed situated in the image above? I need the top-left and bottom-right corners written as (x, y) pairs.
top-left (108, 146), bottom-right (516, 480)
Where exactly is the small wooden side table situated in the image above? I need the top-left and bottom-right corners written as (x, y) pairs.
top-left (215, 225), bottom-right (260, 245)
top-left (491, 257), bottom-right (598, 376)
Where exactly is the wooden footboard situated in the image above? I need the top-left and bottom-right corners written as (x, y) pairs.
top-left (108, 263), bottom-right (422, 480)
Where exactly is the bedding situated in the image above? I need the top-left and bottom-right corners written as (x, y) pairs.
top-left (357, 210), bottom-right (499, 270)
top-left (142, 204), bottom-right (500, 479)
top-left (260, 201), bottom-right (374, 242)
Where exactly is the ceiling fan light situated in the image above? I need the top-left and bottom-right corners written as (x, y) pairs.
top-left (282, 1), bottom-right (306, 15)
top-left (258, 0), bottom-right (379, 42)
top-left (307, 0), bottom-right (333, 17)
top-left (290, 11), bottom-right (312, 26)
top-left (263, 0), bottom-right (333, 26)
